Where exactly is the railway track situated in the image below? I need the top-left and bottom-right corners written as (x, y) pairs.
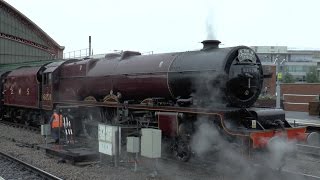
top-left (0, 151), bottom-right (63, 180)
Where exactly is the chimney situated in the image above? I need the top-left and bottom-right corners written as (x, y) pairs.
top-left (89, 36), bottom-right (92, 56)
top-left (201, 40), bottom-right (221, 50)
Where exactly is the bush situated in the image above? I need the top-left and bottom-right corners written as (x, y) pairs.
top-left (258, 94), bottom-right (276, 100)
top-left (283, 72), bottom-right (295, 83)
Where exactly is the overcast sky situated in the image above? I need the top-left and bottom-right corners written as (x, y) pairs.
top-left (6, 0), bottom-right (320, 55)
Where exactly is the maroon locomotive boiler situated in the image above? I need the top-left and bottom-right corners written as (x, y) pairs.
top-left (0, 40), bottom-right (311, 161)
top-left (57, 40), bottom-right (262, 108)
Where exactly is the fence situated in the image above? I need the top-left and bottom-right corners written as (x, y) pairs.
top-left (63, 48), bottom-right (90, 59)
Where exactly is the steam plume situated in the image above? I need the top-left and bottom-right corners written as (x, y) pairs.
top-left (206, 6), bottom-right (216, 40)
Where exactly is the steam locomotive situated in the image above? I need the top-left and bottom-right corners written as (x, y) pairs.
top-left (0, 40), bottom-right (310, 161)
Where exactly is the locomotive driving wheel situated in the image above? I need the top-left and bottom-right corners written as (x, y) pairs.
top-left (0, 111), bottom-right (3, 121)
top-left (82, 96), bottom-right (100, 138)
top-left (24, 111), bottom-right (32, 126)
top-left (172, 137), bottom-right (192, 162)
top-left (104, 107), bottom-right (118, 125)
top-left (82, 108), bottom-right (102, 139)
top-left (24, 119), bottom-right (31, 126)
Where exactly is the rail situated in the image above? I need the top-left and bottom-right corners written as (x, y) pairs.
top-left (0, 151), bottom-right (63, 180)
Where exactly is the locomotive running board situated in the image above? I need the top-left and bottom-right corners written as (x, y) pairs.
top-left (54, 100), bottom-right (309, 148)
top-left (54, 100), bottom-right (253, 139)
top-left (54, 100), bottom-right (240, 115)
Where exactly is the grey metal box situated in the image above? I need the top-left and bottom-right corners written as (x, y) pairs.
top-left (41, 124), bottom-right (51, 136)
top-left (127, 137), bottom-right (140, 153)
top-left (141, 128), bottom-right (161, 158)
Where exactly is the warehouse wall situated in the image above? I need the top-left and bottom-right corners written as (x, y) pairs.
top-left (0, 1), bottom-right (63, 64)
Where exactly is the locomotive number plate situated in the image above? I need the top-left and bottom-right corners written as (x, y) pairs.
top-left (242, 67), bottom-right (257, 73)
top-left (238, 49), bottom-right (257, 63)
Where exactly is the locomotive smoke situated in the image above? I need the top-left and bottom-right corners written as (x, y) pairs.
top-left (190, 118), bottom-right (221, 156)
top-left (190, 117), bottom-right (302, 180)
top-left (206, 5), bottom-right (216, 40)
top-left (190, 119), bottom-right (254, 179)
top-left (265, 137), bottom-right (296, 170)
top-left (191, 72), bottom-right (227, 107)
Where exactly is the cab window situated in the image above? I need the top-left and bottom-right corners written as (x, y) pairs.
top-left (43, 73), bottom-right (52, 85)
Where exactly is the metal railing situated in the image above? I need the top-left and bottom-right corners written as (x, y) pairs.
top-left (63, 48), bottom-right (90, 59)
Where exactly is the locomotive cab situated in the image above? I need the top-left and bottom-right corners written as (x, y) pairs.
top-left (41, 61), bottom-right (64, 110)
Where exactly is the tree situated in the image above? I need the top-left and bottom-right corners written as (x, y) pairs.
top-left (306, 66), bottom-right (319, 83)
top-left (282, 72), bottom-right (295, 83)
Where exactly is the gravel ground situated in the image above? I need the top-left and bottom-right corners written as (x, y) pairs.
top-left (0, 123), bottom-right (225, 180)
top-left (0, 123), bottom-right (155, 180)
top-left (1, 123), bottom-right (320, 180)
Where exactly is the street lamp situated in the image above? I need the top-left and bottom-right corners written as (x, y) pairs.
top-left (274, 56), bottom-right (286, 109)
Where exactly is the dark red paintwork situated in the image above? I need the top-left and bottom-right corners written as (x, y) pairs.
top-left (158, 112), bottom-right (178, 137)
top-left (4, 67), bottom-right (41, 108)
top-left (250, 127), bottom-right (307, 148)
top-left (57, 46), bottom-right (263, 108)
top-left (58, 53), bottom-right (177, 101)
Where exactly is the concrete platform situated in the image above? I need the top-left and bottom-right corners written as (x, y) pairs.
top-left (37, 143), bottom-right (99, 165)
top-left (285, 111), bottom-right (320, 128)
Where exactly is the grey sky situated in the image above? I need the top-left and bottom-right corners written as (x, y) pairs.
top-left (7, 0), bottom-right (320, 54)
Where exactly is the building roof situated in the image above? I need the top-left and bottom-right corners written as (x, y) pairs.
top-left (0, 59), bottom-right (63, 73)
top-left (0, 0), bottom-right (64, 50)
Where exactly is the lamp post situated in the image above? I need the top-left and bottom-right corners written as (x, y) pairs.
top-left (275, 56), bottom-right (286, 109)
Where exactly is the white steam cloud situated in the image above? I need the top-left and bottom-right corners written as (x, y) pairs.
top-left (266, 136), bottom-right (296, 170)
top-left (206, 5), bottom-right (216, 40)
top-left (188, 115), bottom-right (302, 180)
top-left (190, 119), bottom-right (221, 156)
